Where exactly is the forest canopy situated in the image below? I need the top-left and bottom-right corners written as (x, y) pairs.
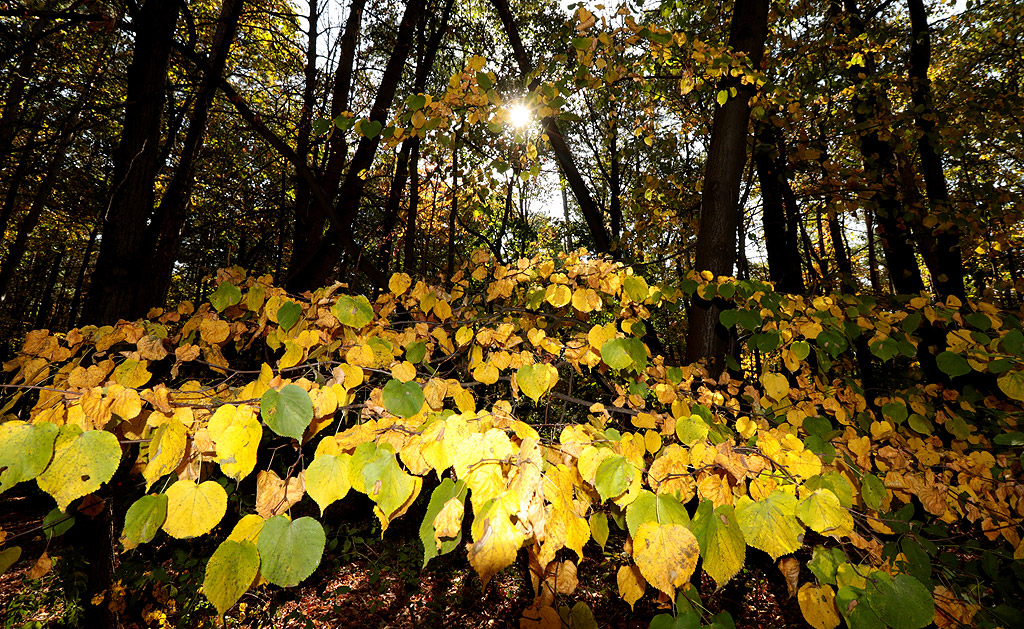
top-left (1, 0), bottom-right (1023, 627)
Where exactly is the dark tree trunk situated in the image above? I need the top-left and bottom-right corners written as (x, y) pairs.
top-left (83, 0), bottom-right (180, 324)
top-left (446, 131), bottom-right (459, 282)
top-left (841, 0), bottom-right (924, 295)
top-left (289, 0), bottom-right (321, 279)
top-left (754, 118), bottom-right (805, 293)
top-left (142, 0), bottom-right (244, 310)
top-left (286, 0), bottom-right (425, 292)
top-left (685, 0), bottom-right (770, 372)
top-left (404, 136), bottom-right (421, 271)
top-left (907, 0), bottom-right (965, 298)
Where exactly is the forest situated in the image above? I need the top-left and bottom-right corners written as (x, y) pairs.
top-left (0, 0), bottom-right (1023, 627)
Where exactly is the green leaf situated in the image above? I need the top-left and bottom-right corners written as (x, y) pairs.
top-left (121, 493), bottom-right (168, 549)
top-left (204, 539), bottom-right (260, 619)
top-left (623, 275), bottom-right (649, 302)
top-left (43, 507), bottom-right (75, 540)
top-left (305, 453), bottom-right (352, 515)
top-left (589, 512), bottom-right (609, 550)
top-left (816, 330), bottom-right (847, 357)
top-left (807, 546), bottom-right (846, 586)
top-left (209, 282), bottom-right (242, 312)
top-left (276, 300), bottom-right (302, 331)
top-left (675, 415), bottom-right (709, 445)
top-left (881, 402), bottom-right (907, 424)
top-left (332, 294), bottom-right (374, 328)
top-left (869, 337), bottom-right (899, 362)
top-left (359, 119), bottom-right (382, 139)
top-left (260, 385), bottom-right (314, 441)
top-left (351, 442), bottom-right (416, 519)
top-left (734, 491), bottom-right (804, 560)
top-left (0, 420), bottom-right (57, 493)
top-left (936, 351), bottom-right (970, 377)
top-left (994, 431), bottom-right (1024, 446)
top-left (864, 573), bottom-right (934, 629)
top-left (407, 94), bottom-right (426, 110)
top-left (36, 425), bottom-right (121, 512)
top-left (311, 116), bottom-right (332, 136)
top-left (420, 478), bottom-right (467, 567)
top-left (860, 473), bottom-right (886, 511)
top-left (691, 501), bottom-right (745, 587)
top-left (0, 546), bottom-right (21, 576)
top-left (625, 490), bottom-right (690, 537)
top-left (476, 71), bottom-right (492, 91)
top-left (594, 455), bottom-right (634, 502)
top-left (791, 341), bottom-right (811, 360)
top-left (796, 489), bottom-right (850, 534)
top-left (257, 515), bottom-right (325, 587)
top-left (737, 309), bottom-right (763, 331)
top-left (572, 36), bottom-right (593, 50)
top-left (405, 340), bottom-right (426, 364)
top-left (382, 378), bottom-right (425, 418)
top-left (716, 90), bottom-right (728, 105)
top-left (907, 414), bottom-right (933, 435)
top-left (601, 337), bottom-right (633, 370)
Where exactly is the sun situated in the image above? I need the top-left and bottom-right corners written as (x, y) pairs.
top-left (508, 104), bottom-right (532, 129)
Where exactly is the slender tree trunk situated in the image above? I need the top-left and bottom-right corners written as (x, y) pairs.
top-left (84, 0), bottom-right (180, 323)
top-left (489, 0), bottom-right (612, 253)
top-left (289, 0), bottom-right (321, 277)
top-left (70, 221), bottom-right (100, 326)
top-left (286, 0), bottom-right (426, 292)
top-left (840, 0), bottom-right (924, 295)
top-left (142, 0), bottom-right (244, 310)
top-left (865, 207), bottom-right (881, 292)
top-left (446, 131), bottom-right (459, 282)
top-left (754, 118), bottom-right (805, 293)
top-left (685, 0), bottom-right (770, 372)
top-left (907, 0), bottom-right (965, 298)
top-left (404, 136), bottom-right (421, 271)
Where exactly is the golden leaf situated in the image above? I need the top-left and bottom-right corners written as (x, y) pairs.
top-left (617, 564), bottom-right (646, 609)
top-left (432, 497), bottom-right (464, 548)
top-left (255, 470), bottom-right (305, 518)
top-left (797, 583), bottom-right (841, 629)
top-left (632, 522), bottom-right (699, 598)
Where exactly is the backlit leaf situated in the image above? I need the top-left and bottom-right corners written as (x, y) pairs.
top-left (517, 363), bottom-right (558, 401)
top-left (332, 294), bottom-right (374, 328)
top-left (0, 420), bottom-right (57, 493)
top-left (261, 384), bottom-right (314, 441)
top-left (691, 501), bottom-right (745, 587)
top-left (121, 493), bottom-right (168, 549)
top-left (305, 453), bottom-right (351, 514)
top-left (162, 479), bottom-right (227, 539)
top-left (209, 282), bottom-right (242, 312)
top-left (204, 539), bottom-right (259, 619)
top-left (734, 492), bottom-right (803, 560)
top-left (143, 416), bottom-right (186, 490)
top-left (632, 521), bottom-right (700, 597)
top-left (36, 425), bottom-right (121, 511)
top-left (798, 583), bottom-right (841, 629)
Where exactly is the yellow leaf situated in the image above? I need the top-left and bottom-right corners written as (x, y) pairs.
top-left (632, 522), bottom-right (699, 598)
top-left (467, 496), bottom-right (524, 587)
top-left (617, 564), bottom-right (646, 609)
top-left (114, 360), bottom-right (152, 389)
top-left (389, 272), bottom-right (412, 296)
top-left (143, 416), bottom-right (187, 490)
top-left (162, 479), bottom-right (227, 539)
top-left (109, 385), bottom-right (142, 421)
top-left (227, 514), bottom-right (266, 543)
top-left (762, 372), bottom-right (790, 401)
top-left (278, 340), bottom-right (304, 369)
top-left (455, 326), bottom-right (474, 346)
top-left (473, 362), bottom-right (500, 385)
top-left (432, 497), bottom-right (464, 548)
top-left (433, 299), bottom-right (452, 321)
top-left (212, 407), bottom-right (262, 482)
top-left (391, 361), bottom-right (417, 382)
top-left (516, 363), bottom-right (558, 401)
top-left (199, 318), bottom-right (231, 344)
top-left (305, 453), bottom-right (351, 514)
top-left (798, 583), bottom-right (841, 629)
top-left (587, 323), bottom-right (616, 349)
top-left (545, 284), bottom-right (571, 308)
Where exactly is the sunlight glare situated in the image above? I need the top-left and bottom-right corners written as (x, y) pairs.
top-left (508, 104), bottom-right (532, 129)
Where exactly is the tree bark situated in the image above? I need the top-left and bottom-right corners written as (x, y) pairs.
top-left (142, 0), bottom-right (244, 309)
top-left (685, 0), bottom-right (770, 371)
top-left (83, 0), bottom-right (180, 323)
top-left (907, 0), bottom-right (965, 298)
top-left (754, 118), bottom-right (805, 293)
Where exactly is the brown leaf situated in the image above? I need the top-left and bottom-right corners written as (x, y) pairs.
top-left (26, 552), bottom-right (52, 580)
top-left (778, 556), bottom-right (800, 598)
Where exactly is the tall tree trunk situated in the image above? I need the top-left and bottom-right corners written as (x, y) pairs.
top-left (754, 118), bottom-right (805, 293)
top-left (907, 0), bottom-right (965, 298)
top-left (83, 0), bottom-right (180, 323)
top-left (840, 0), bottom-right (924, 295)
top-left (446, 131), bottom-right (459, 282)
top-left (289, 0), bottom-right (321, 278)
top-left (142, 0), bottom-right (244, 310)
top-left (286, 0), bottom-right (426, 292)
top-left (489, 0), bottom-right (612, 253)
top-left (685, 0), bottom-right (770, 372)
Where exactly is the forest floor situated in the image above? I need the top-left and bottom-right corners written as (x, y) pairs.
top-left (0, 484), bottom-right (804, 628)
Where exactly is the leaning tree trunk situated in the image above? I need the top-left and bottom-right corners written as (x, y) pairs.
top-left (685, 0), bottom-right (770, 373)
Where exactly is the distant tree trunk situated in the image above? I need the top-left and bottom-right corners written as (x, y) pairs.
top-left (841, 0), bottom-right (924, 295)
top-left (865, 207), bottom-right (881, 292)
top-left (70, 221), bottom-right (100, 326)
top-left (907, 0), bottom-right (965, 299)
top-left (286, 0), bottom-right (425, 292)
top-left (754, 118), bottom-right (805, 293)
top-left (685, 0), bottom-right (770, 372)
top-left (142, 0), bottom-right (244, 310)
top-left (610, 129), bottom-right (622, 241)
top-left (489, 0), bottom-right (612, 254)
top-left (0, 14), bottom-right (48, 164)
top-left (404, 136), bottom-right (421, 271)
top-left (83, 0), bottom-right (180, 323)
top-left (446, 131), bottom-right (459, 282)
